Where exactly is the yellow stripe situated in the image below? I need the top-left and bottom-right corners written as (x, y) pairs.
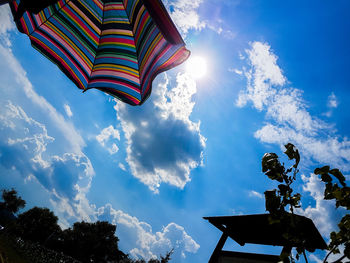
top-left (32, 36), bottom-right (85, 89)
top-left (133, 5), bottom-right (145, 33)
top-left (100, 42), bottom-right (135, 49)
top-left (101, 30), bottom-right (134, 37)
top-left (58, 8), bottom-right (98, 46)
top-left (45, 20), bottom-right (93, 69)
top-left (69, 1), bottom-right (101, 34)
top-left (140, 33), bottom-right (162, 71)
top-left (93, 64), bottom-right (140, 77)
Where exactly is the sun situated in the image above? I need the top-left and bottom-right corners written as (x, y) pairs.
top-left (185, 56), bottom-right (208, 79)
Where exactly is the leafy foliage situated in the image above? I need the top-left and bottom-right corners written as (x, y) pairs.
top-left (262, 143), bottom-right (301, 215)
top-left (314, 166), bottom-right (350, 262)
top-left (0, 188), bottom-right (26, 214)
top-left (262, 144), bottom-right (349, 263)
top-left (56, 221), bottom-right (125, 263)
top-left (12, 207), bottom-right (61, 244)
top-left (0, 188), bottom-right (172, 263)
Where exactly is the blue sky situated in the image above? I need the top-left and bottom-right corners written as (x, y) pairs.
top-left (0, 1), bottom-right (350, 262)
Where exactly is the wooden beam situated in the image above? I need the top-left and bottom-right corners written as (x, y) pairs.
top-left (209, 232), bottom-right (228, 263)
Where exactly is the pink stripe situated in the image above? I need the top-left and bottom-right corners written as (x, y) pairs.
top-left (63, 5), bottom-right (99, 43)
top-left (138, 26), bottom-right (157, 61)
top-left (91, 70), bottom-right (140, 84)
top-left (69, 1), bottom-right (101, 35)
top-left (31, 31), bottom-right (89, 85)
top-left (40, 24), bottom-right (92, 73)
top-left (100, 37), bottom-right (135, 46)
top-left (140, 38), bottom-right (167, 77)
top-left (135, 12), bottom-right (149, 43)
top-left (89, 79), bottom-right (140, 93)
top-left (50, 16), bottom-right (96, 58)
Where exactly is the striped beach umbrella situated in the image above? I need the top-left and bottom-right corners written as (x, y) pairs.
top-left (9, 0), bottom-right (190, 105)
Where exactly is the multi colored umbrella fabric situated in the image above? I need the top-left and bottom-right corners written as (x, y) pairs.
top-left (9, 0), bottom-right (190, 105)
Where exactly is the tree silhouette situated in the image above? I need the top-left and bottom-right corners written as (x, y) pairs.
top-left (59, 221), bottom-right (126, 263)
top-left (0, 188), bottom-right (26, 214)
top-left (13, 206), bottom-right (61, 244)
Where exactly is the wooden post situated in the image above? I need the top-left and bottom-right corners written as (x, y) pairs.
top-left (209, 232), bottom-right (228, 263)
top-left (280, 246), bottom-right (292, 263)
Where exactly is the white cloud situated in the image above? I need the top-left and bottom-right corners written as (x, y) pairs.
top-left (0, 20), bottom-right (200, 260)
top-left (296, 174), bottom-right (349, 262)
top-left (96, 204), bottom-right (199, 261)
top-left (64, 104), bottom-right (73, 118)
top-left (0, 101), bottom-right (54, 168)
top-left (164, 0), bottom-right (205, 36)
top-left (327, 92), bottom-right (338, 109)
top-left (248, 190), bottom-right (264, 199)
top-left (0, 44), bottom-right (85, 154)
top-left (115, 73), bottom-right (206, 192)
top-left (228, 68), bottom-right (243, 75)
top-left (0, 32), bottom-right (94, 226)
top-left (298, 174), bottom-right (336, 236)
top-left (119, 162), bottom-right (126, 171)
top-left (236, 42), bottom-right (286, 111)
top-left (324, 92), bottom-right (339, 117)
top-left (237, 42), bottom-right (349, 261)
top-left (0, 101), bottom-right (95, 227)
top-left (96, 125), bottom-right (120, 154)
top-left (236, 41), bottom-right (350, 171)
top-left (0, 5), bottom-right (15, 46)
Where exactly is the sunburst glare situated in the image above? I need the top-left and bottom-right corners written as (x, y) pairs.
top-left (185, 56), bottom-right (208, 79)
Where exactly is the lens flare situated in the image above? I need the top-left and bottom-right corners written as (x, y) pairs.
top-left (186, 56), bottom-right (207, 79)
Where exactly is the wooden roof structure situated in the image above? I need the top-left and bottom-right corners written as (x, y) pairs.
top-left (204, 213), bottom-right (327, 263)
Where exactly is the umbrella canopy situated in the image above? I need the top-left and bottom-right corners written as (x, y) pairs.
top-left (9, 0), bottom-right (190, 105)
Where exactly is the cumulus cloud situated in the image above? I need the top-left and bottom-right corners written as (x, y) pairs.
top-left (64, 104), bottom-right (73, 118)
top-left (0, 18), bottom-right (200, 259)
top-left (0, 101), bottom-right (94, 225)
top-left (164, 0), bottom-right (205, 36)
top-left (297, 174), bottom-right (337, 236)
top-left (236, 41), bottom-right (350, 171)
top-left (0, 30), bottom-right (94, 225)
top-left (115, 73), bottom-right (205, 192)
top-left (96, 204), bottom-right (199, 261)
top-left (96, 125), bottom-right (120, 154)
top-left (296, 174), bottom-right (349, 262)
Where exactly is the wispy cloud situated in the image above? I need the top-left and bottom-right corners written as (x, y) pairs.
top-left (63, 104), bottom-right (73, 118)
top-left (96, 204), bottom-right (200, 261)
top-left (228, 67), bottom-right (243, 75)
top-left (0, 18), bottom-right (94, 226)
top-left (236, 41), bottom-right (350, 171)
top-left (248, 190), bottom-right (264, 199)
top-left (323, 92), bottom-right (339, 117)
top-left (236, 41), bottom-right (350, 246)
top-left (0, 5), bottom-right (15, 46)
top-left (115, 73), bottom-right (205, 193)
